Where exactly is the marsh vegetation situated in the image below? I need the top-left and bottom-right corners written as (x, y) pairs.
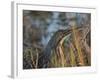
top-left (23, 10), bottom-right (91, 69)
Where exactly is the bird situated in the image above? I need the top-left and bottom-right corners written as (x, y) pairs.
top-left (37, 26), bottom-right (85, 68)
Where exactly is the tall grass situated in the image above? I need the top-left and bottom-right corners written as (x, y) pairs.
top-left (69, 43), bottom-right (76, 66)
top-left (35, 48), bottom-right (39, 68)
top-left (23, 26), bottom-right (90, 68)
top-left (24, 48), bottom-right (39, 68)
top-left (72, 26), bottom-right (84, 66)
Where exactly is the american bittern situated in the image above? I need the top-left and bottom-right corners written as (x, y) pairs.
top-left (38, 26), bottom-right (90, 68)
